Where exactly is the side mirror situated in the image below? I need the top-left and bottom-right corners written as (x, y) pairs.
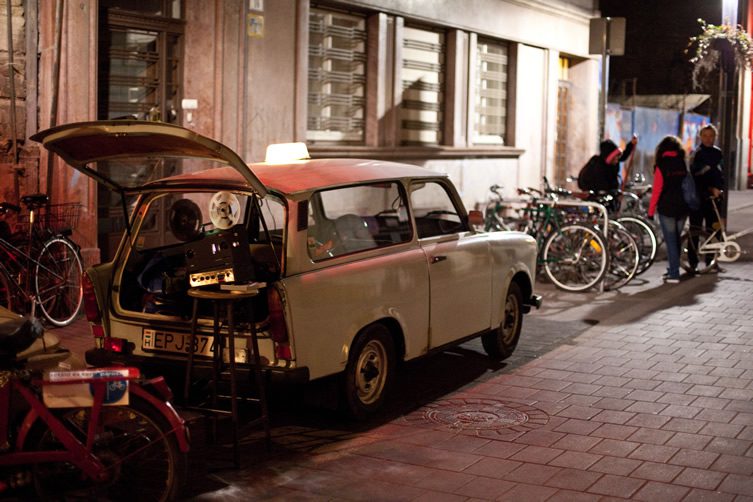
top-left (467, 210), bottom-right (484, 228)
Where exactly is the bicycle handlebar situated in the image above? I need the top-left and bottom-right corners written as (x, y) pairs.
top-left (0, 202), bottom-right (20, 214)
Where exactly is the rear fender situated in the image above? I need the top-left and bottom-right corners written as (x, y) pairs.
top-left (16, 381), bottom-right (190, 454)
top-left (131, 383), bottom-right (189, 453)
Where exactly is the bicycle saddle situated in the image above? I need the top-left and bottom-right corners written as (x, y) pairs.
top-left (0, 308), bottom-right (43, 359)
top-left (20, 193), bottom-right (50, 209)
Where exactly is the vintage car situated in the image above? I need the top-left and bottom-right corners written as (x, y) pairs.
top-left (32, 121), bottom-right (540, 418)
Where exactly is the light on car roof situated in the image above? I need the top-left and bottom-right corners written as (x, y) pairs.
top-left (265, 142), bottom-right (310, 164)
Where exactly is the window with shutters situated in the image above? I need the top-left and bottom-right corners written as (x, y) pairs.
top-left (307, 8), bottom-right (367, 143)
top-left (400, 26), bottom-right (445, 146)
top-left (472, 38), bottom-right (509, 145)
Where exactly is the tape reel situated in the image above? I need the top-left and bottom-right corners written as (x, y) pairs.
top-left (209, 191), bottom-right (241, 230)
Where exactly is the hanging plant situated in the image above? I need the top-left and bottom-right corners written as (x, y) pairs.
top-left (687, 18), bottom-right (753, 89)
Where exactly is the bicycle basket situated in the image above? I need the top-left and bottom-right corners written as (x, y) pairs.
top-left (16, 203), bottom-right (82, 234)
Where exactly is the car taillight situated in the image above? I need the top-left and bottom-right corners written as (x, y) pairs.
top-left (267, 287), bottom-right (291, 360)
top-left (104, 337), bottom-right (126, 353)
top-left (82, 274), bottom-right (101, 323)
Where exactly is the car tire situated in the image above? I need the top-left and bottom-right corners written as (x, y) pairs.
top-left (482, 282), bottom-right (523, 361)
top-left (343, 323), bottom-right (395, 420)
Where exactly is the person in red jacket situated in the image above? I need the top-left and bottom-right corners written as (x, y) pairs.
top-left (648, 135), bottom-right (690, 283)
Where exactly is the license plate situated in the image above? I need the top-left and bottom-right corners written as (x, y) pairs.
top-left (142, 329), bottom-right (248, 363)
top-left (142, 329), bottom-right (215, 358)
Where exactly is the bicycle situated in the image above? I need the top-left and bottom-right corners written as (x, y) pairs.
top-left (509, 186), bottom-right (609, 292)
top-left (0, 194), bottom-right (83, 326)
top-left (681, 195), bottom-right (751, 273)
top-left (565, 176), bottom-right (658, 277)
top-left (0, 307), bottom-right (189, 500)
top-left (542, 178), bottom-right (640, 291)
top-left (483, 184), bottom-right (530, 232)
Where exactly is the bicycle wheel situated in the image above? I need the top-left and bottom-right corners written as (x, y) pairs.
top-left (33, 394), bottom-right (187, 501)
top-left (602, 221), bottom-right (640, 291)
top-left (616, 216), bottom-right (657, 275)
top-left (542, 224), bottom-right (608, 292)
top-left (680, 229), bottom-right (718, 274)
top-left (34, 237), bottom-right (83, 326)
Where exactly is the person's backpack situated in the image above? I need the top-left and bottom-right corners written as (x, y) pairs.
top-left (578, 156), bottom-right (599, 191)
top-left (682, 172), bottom-right (701, 211)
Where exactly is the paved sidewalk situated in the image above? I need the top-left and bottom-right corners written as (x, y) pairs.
top-left (49, 191), bottom-right (753, 501)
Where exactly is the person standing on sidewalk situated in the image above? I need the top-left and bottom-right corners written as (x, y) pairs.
top-left (648, 135), bottom-right (690, 283)
top-left (688, 124), bottom-right (726, 272)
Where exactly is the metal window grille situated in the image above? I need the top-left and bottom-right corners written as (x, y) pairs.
top-left (307, 8), bottom-right (366, 143)
top-left (473, 38), bottom-right (508, 145)
top-left (400, 26), bottom-right (445, 146)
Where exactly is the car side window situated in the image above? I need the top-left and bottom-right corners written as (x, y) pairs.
top-left (307, 182), bottom-right (411, 261)
top-left (410, 181), bottom-right (465, 239)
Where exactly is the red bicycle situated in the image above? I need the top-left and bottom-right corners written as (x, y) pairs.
top-left (0, 307), bottom-right (189, 501)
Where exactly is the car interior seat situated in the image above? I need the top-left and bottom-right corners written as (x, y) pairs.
top-left (334, 214), bottom-right (376, 254)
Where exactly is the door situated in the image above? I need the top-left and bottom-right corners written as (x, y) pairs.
top-left (97, 1), bottom-right (185, 259)
top-left (410, 180), bottom-right (492, 348)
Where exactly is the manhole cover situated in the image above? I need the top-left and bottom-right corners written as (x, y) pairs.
top-left (403, 397), bottom-right (549, 436)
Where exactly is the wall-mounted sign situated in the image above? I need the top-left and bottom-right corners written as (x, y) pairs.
top-left (248, 13), bottom-right (264, 38)
top-left (249, 0), bottom-right (263, 12)
top-left (589, 17), bottom-right (626, 56)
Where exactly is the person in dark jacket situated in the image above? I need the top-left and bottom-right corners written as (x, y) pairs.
top-left (648, 135), bottom-right (690, 283)
top-left (688, 124), bottom-right (725, 272)
top-left (580, 137), bottom-right (637, 193)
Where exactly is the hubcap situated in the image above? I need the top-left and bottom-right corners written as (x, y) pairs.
top-left (356, 340), bottom-right (387, 405)
top-left (501, 293), bottom-right (520, 344)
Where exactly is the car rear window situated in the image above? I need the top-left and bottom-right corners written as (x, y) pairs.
top-left (307, 182), bottom-right (412, 260)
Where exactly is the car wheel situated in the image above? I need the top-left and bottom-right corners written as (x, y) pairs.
top-left (343, 323), bottom-right (395, 420)
top-left (482, 282), bottom-right (523, 361)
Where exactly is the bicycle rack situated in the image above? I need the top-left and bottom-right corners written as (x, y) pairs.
top-left (497, 197), bottom-right (610, 292)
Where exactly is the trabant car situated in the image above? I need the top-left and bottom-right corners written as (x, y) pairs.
top-left (32, 121), bottom-right (540, 418)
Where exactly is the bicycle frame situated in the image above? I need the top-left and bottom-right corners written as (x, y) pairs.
top-left (0, 368), bottom-right (188, 481)
top-left (695, 198), bottom-right (753, 260)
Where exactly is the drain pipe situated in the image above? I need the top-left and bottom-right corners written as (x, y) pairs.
top-left (5, 0), bottom-right (18, 165)
top-left (45, 0), bottom-right (63, 198)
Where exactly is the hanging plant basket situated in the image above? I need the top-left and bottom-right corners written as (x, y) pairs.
top-left (687, 19), bottom-right (753, 89)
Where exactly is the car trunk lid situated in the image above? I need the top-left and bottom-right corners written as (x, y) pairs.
top-left (30, 120), bottom-right (267, 197)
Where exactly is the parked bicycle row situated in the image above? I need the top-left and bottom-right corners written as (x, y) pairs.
top-left (482, 177), bottom-right (661, 293)
top-left (482, 173), bottom-right (750, 293)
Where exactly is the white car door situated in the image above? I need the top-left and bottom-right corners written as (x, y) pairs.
top-left (410, 181), bottom-right (493, 348)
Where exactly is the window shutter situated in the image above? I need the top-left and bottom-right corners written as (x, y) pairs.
top-left (400, 26), bottom-right (445, 146)
top-left (307, 8), bottom-right (366, 143)
top-left (473, 38), bottom-right (508, 145)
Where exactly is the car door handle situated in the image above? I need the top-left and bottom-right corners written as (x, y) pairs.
top-left (431, 255), bottom-right (447, 264)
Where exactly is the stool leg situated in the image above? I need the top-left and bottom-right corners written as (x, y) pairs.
top-left (211, 302), bottom-right (221, 409)
top-left (227, 301), bottom-right (240, 468)
top-left (183, 297), bottom-right (200, 402)
top-left (249, 311), bottom-right (271, 450)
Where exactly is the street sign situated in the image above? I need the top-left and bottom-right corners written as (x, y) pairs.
top-left (589, 17), bottom-right (626, 56)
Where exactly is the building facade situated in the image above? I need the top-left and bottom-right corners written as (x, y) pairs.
top-left (2, 0), bottom-right (600, 263)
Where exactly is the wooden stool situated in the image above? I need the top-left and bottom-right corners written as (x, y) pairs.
top-left (183, 287), bottom-right (270, 468)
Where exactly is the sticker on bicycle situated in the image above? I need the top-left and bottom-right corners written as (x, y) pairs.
top-left (42, 368), bottom-right (130, 408)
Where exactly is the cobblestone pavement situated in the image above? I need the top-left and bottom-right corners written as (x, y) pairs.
top-left (51, 192), bottom-right (753, 501)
